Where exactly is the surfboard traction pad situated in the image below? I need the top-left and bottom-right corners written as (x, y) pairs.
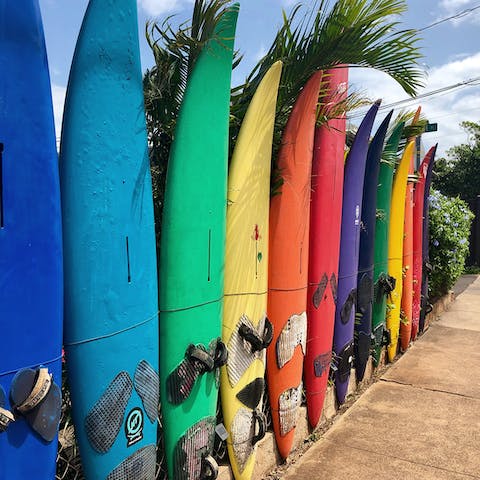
top-left (167, 338), bottom-right (225, 406)
top-left (332, 341), bottom-right (354, 384)
top-left (106, 444), bottom-right (156, 480)
top-left (84, 360), bottom-right (158, 456)
top-left (278, 383), bottom-right (303, 436)
top-left (226, 313), bottom-right (269, 387)
top-left (230, 406), bottom-right (267, 472)
top-left (311, 272), bottom-right (337, 308)
top-left (173, 416), bottom-right (216, 480)
top-left (9, 367), bottom-right (61, 442)
top-left (276, 312), bottom-right (307, 369)
top-left (134, 360), bottom-right (159, 423)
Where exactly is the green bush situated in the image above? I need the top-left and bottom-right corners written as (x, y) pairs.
top-left (429, 189), bottom-right (474, 298)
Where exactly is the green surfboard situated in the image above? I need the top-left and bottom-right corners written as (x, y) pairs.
top-left (371, 121), bottom-right (405, 365)
top-left (158, 6), bottom-right (239, 480)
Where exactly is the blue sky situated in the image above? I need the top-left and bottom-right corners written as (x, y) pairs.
top-left (39, 0), bottom-right (480, 156)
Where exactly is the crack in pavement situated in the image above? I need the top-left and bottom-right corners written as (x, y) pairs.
top-left (379, 377), bottom-right (480, 401)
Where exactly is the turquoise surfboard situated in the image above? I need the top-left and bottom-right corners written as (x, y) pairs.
top-left (60, 1), bottom-right (159, 478)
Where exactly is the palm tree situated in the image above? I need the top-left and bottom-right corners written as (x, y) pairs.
top-left (144, 0), bottom-right (424, 231)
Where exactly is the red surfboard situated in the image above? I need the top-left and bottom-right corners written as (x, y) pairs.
top-left (304, 67), bottom-right (348, 429)
top-left (411, 145), bottom-right (437, 340)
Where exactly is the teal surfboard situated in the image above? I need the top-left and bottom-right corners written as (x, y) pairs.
top-left (159, 6), bottom-right (239, 480)
top-left (60, 1), bottom-right (159, 478)
top-left (0, 2), bottom-right (63, 478)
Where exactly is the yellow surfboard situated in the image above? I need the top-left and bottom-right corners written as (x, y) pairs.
top-left (221, 61), bottom-right (282, 480)
top-left (386, 141), bottom-right (415, 361)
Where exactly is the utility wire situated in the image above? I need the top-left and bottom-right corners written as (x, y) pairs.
top-left (348, 76), bottom-right (480, 119)
top-left (418, 3), bottom-right (480, 32)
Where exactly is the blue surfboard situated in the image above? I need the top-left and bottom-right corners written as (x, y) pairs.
top-left (354, 110), bottom-right (392, 382)
top-left (60, 0), bottom-right (159, 478)
top-left (0, 1), bottom-right (63, 478)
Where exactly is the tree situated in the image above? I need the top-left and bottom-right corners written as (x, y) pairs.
top-left (434, 121), bottom-right (480, 207)
top-left (143, 0), bottom-right (425, 236)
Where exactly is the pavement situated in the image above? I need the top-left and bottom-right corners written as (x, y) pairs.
top-left (281, 275), bottom-right (480, 480)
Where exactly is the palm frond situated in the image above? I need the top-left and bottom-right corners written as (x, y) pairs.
top-left (230, 0), bottom-right (424, 162)
top-left (143, 0), bottom-right (238, 243)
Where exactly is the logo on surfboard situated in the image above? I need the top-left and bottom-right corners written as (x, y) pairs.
top-left (125, 407), bottom-right (144, 447)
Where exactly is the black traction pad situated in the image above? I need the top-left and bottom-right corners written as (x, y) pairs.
top-left (354, 331), bottom-right (371, 382)
top-left (236, 378), bottom-right (264, 410)
top-left (167, 340), bottom-right (220, 406)
top-left (85, 371), bottom-right (133, 453)
top-left (10, 368), bottom-right (61, 442)
top-left (330, 273), bottom-right (338, 304)
top-left (335, 342), bottom-right (354, 383)
top-left (173, 416), bottom-right (216, 480)
top-left (312, 273), bottom-right (329, 309)
top-left (357, 274), bottom-right (373, 314)
top-left (106, 444), bottom-right (156, 480)
top-left (340, 289), bottom-right (356, 325)
top-left (134, 361), bottom-right (159, 423)
top-left (313, 351), bottom-right (332, 378)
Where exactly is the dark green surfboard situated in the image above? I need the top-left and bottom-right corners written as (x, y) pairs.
top-left (158, 6), bottom-right (239, 480)
top-left (371, 122), bottom-right (405, 365)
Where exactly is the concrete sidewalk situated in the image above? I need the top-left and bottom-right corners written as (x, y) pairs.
top-left (281, 275), bottom-right (480, 480)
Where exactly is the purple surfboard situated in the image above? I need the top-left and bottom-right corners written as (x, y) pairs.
top-left (419, 149), bottom-right (437, 333)
top-left (333, 101), bottom-right (380, 404)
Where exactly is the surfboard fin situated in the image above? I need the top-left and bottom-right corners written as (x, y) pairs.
top-left (10, 367), bottom-right (61, 442)
top-left (0, 385), bottom-right (15, 433)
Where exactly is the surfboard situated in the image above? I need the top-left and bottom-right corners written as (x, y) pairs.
top-left (354, 110), bottom-right (392, 382)
top-left (333, 101), bottom-right (379, 404)
top-left (221, 61), bottom-right (282, 480)
top-left (412, 146), bottom-right (437, 340)
top-left (0, 2), bottom-right (63, 478)
top-left (60, 1), bottom-right (159, 479)
top-left (371, 122), bottom-right (405, 366)
top-left (266, 71), bottom-right (322, 459)
top-left (419, 150), bottom-right (437, 334)
top-left (158, 6), bottom-right (239, 480)
top-left (304, 67), bottom-right (348, 429)
top-left (386, 141), bottom-right (415, 361)
top-left (399, 108), bottom-right (421, 351)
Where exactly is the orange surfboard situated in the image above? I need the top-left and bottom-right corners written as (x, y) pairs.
top-left (400, 107), bottom-right (421, 351)
top-left (266, 71), bottom-right (322, 459)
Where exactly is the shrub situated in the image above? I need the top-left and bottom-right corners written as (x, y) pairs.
top-left (428, 189), bottom-right (474, 298)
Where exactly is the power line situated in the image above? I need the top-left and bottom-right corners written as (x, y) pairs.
top-left (348, 76), bottom-right (480, 119)
top-left (418, 4), bottom-right (480, 32)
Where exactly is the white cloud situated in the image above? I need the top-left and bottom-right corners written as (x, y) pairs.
top-left (437, 0), bottom-right (480, 27)
top-left (138, 0), bottom-right (190, 16)
top-left (348, 51), bottom-right (480, 157)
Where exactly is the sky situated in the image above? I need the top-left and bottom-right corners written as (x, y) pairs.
top-left (39, 0), bottom-right (480, 157)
